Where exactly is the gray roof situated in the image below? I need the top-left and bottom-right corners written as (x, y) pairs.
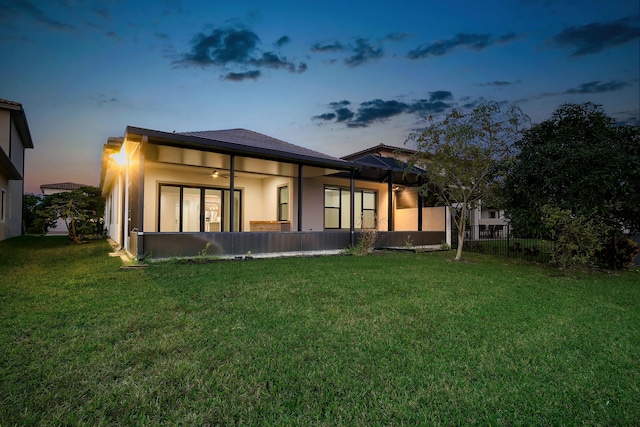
top-left (178, 129), bottom-right (343, 163)
top-left (40, 182), bottom-right (89, 191)
top-left (342, 143), bottom-right (416, 160)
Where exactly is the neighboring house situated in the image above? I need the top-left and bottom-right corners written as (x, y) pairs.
top-left (40, 182), bottom-right (90, 235)
top-left (0, 99), bottom-right (34, 241)
top-left (100, 127), bottom-right (450, 259)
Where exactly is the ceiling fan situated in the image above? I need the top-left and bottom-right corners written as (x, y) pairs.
top-left (188, 169), bottom-right (236, 179)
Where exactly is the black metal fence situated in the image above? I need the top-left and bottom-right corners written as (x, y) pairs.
top-left (452, 225), bottom-right (640, 268)
top-left (451, 224), bottom-right (551, 263)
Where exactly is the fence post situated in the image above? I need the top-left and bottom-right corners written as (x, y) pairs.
top-left (507, 225), bottom-right (510, 258)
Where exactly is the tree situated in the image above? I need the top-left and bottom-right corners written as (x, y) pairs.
top-left (503, 103), bottom-right (640, 237)
top-left (22, 193), bottom-right (41, 233)
top-left (405, 101), bottom-right (529, 260)
top-left (35, 186), bottom-right (105, 243)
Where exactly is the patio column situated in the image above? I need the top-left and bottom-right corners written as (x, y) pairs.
top-left (123, 149), bottom-right (130, 252)
top-left (387, 170), bottom-right (393, 231)
top-left (229, 154), bottom-right (235, 232)
top-left (350, 170), bottom-right (355, 246)
top-left (136, 136), bottom-right (146, 261)
top-left (297, 164), bottom-right (303, 231)
top-left (417, 177), bottom-right (423, 232)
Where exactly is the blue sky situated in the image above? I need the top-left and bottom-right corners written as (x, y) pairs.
top-left (1, 0), bottom-right (638, 193)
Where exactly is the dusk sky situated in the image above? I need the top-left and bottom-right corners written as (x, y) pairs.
top-left (1, 0), bottom-right (638, 194)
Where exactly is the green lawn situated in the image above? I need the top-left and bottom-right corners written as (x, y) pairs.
top-left (1, 236), bottom-right (639, 426)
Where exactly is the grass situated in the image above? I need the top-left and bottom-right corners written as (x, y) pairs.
top-left (1, 236), bottom-right (639, 426)
top-left (462, 238), bottom-right (553, 263)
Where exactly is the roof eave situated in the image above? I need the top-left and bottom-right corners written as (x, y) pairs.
top-left (1, 102), bottom-right (35, 149)
top-left (0, 148), bottom-right (22, 180)
top-left (125, 126), bottom-right (357, 171)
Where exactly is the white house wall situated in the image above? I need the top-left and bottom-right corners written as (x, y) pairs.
top-left (0, 112), bottom-right (26, 240)
top-left (105, 174), bottom-right (123, 244)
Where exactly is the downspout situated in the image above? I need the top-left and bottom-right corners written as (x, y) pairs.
top-left (136, 136), bottom-right (146, 261)
top-left (350, 170), bottom-right (355, 246)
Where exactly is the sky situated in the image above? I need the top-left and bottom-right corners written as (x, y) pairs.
top-left (1, 0), bottom-right (638, 194)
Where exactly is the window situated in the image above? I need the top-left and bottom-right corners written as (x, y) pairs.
top-left (278, 186), bottom-right (288, 221)
top-left (489, 211), bottom-right (496, 219)
top-left (158, 185), bottom-right (241, 232)
top-left (324, 187), bottom-right (376, 229)
top-left (0, 189), bottom-right (5, 222)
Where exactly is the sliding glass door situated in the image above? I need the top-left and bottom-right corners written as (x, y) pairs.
top-left (159, 185), bottom-right (241, 232)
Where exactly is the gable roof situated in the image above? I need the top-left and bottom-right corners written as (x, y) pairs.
top-left (0, 99), bottom-right (34, 149)
top-left (40, 182), bottom-right (90, 192)
top-left (126, 126), bottom-right (355, 170)
top-left (342, 143), bottom-right (416, 161)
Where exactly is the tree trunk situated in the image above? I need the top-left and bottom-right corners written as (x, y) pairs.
top-left (454, 204), bottom-right (467, 261)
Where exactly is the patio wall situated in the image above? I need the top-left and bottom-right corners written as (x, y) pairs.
top-left (141, 230), bottom-right (445, 259)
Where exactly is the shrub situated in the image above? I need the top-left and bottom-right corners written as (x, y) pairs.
top-left (595, 236), bottom-right (640, 269)
top-left (346, 229), bottom-right (379, 256)
top-left (541, 205), bottom-right (607, 269)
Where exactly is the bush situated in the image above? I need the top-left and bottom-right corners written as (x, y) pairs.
top-left (345, 229), bottom-right (379, 256)
top-left (541, 205), bottom-right (607, 269)
top-left (595, 236), bottom-right (640, 269)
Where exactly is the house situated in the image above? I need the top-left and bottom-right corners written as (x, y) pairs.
top-left (0, 99), bottom-right (34, 241)
top-left (40, 182), bottom-right (91, 235)
top-left (99, 127), bottom-right (450, 260)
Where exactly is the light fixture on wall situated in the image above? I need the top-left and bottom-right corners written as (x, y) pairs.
top-left (211, 170), bottom-right (219, 178)
top-left (110, 150), bottom-right (127, 166)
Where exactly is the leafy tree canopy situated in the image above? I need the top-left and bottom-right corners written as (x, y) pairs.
top-left (406, 100), bottom-right (529, 260)
top-left (503, 102), bottom-right (640, 236)
top-left (34, 186), bottom-right (105, 243)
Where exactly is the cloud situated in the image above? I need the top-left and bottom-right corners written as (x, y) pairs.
top-left (91, 6), bottom-right (110, 20)
top-left (314, 92), bottom-right (455, 128)
top-left (384, 32), bottom-right (412, 42)
top-left (477, 80), bottom-right (522, 87)
top-left (224, 70), bottom-right (261, 81)
top-left (548, 16), bottom-right (640, 56)
top-left (563, 80), bottom-right (629, 94)
top-left (105, 31), bottom-right (121, 41)
top-left (0, 0), bottom-right (76, 31)
top-left (175, 25), bottom-right (307, 80)
top-left (427, 91), bottom-right (454, 102)
top-left (516, 79), bottom-right (632, 103)
top-left (313, 101), bottom-right (355, 122)
top-left (344, 38), bottom-right (384, 67)
top-left (275, 35), bottom-right (290, 47)
top-left (407, 32), bottom-right (515, 59)
top-left (181, 27), bottom-right (259, 65)
top-left (311, 38), bottom-right (383, 66)
top-left (97, 95), bottom-right (119, 106)
top-left (310, 41), bottom-right (345, 52)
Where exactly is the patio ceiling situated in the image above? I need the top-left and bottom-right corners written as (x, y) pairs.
top-left (145, 144), bottom-right (340, 179)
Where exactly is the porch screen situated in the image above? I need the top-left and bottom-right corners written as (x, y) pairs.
top-left (159, 185), bottom-right (241, 232)
top-left (324, 187), bottom-right (376, 229)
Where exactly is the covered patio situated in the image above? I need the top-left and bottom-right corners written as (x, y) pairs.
top-left (100, 127), bottom-right (449, 260)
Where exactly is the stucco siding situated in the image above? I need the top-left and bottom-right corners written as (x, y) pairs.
top-left (0, 110), bottom-right (10, 156)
